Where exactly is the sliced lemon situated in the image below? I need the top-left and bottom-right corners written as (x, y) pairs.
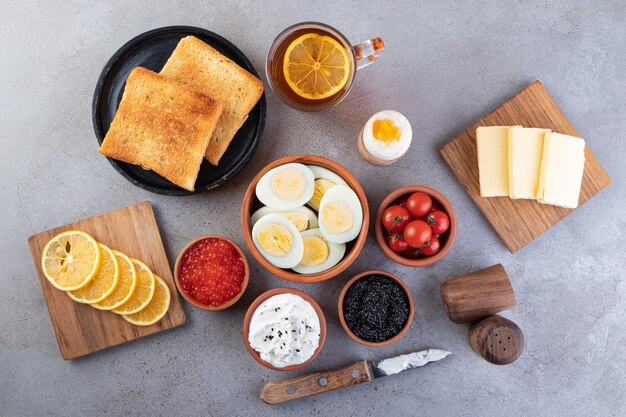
top-left (283, 33), bottom-right (351, 100)
top-left (41, 230), bottom-right (101, 291)
top-left (91, 250), bottom-right (137, 310)
top-left (112, 258), bottom-right (155, 315)
top-left (67, 243), bottom-right (119, 303)
top-left (122, 275), bottom-right (171, 326)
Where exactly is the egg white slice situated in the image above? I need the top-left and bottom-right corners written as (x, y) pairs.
top-left (252, 213), bottom-right (305, 269)
top-left (306, 165), bottom-right (348, 185)
top-left (256, 163), bottom-right (315, 209)
top-left (318, 185), bottom-right (363, 244)
top-left (250, 206), bottom-right (318, 231)
top-left (292, 229), bottom-right (346, 275)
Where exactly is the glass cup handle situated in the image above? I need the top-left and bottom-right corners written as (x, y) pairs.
top-left (352, 37), bottom-right (384, 70)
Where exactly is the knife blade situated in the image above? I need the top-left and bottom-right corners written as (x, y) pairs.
top-left (260, 349), bottom-right (451, 404)
top-left (370, 348), bottom-right (451, 378)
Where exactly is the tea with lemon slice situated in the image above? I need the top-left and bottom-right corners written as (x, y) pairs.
top-left (267, 23), bottom-right (356, 110)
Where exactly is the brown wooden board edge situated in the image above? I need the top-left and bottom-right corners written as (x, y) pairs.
top-left (439, 80), bottom-right (612, 253)
top-left (27, 201), bottom-right (187, 360)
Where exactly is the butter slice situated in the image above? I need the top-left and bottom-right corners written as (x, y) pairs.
top-left (537, 132), bottom-right (585, 208)
top-left (508, 127), bottom-right (550, 199)
top-left (476, 126), bottom-right (509, 197)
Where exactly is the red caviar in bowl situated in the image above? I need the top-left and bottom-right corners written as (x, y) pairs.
top-left (178, 237), bottom-right (246, 307)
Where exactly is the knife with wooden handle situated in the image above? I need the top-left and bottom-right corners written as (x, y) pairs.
top-left (260, 348), bottom-right (451, 404)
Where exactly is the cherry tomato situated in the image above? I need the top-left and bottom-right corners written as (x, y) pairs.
top-left (387, 233), bottom-right (408, 252)
top-left (395, 197), bottom-right (408, 207)
top-left (425, 210), bottom-right (450, 235)
top-left (381, 205), bottom-right (410, 233)
top-left (420, 237), bottom-right (440, 256)
top-left (406, 192), bottom-right (432, 218)
top-left (403, 220), bottom-right (432, 248)
top-left (402, 247), bottom-right (423, 259)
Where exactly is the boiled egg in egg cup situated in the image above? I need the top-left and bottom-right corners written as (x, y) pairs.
top-left (358, 110), bottom-right (412, 166)
top-left (241, 155), bottom-right (369, 283)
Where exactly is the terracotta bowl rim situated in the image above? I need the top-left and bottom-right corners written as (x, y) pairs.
top-left (241, 154), bottom-right (370, 283)
top-left (242, 287), bottom-right (327, 371)
top-left (173, 235), bottom-right (250, 311)
top-left (374, 185), bottom-right (457, 267)
top-left (338, 270), bottom-right (414, 347)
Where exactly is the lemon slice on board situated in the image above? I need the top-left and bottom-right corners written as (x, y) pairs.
top-left (112, 258), bottom-right (155, 315)
top-left (41, 230), bottom-right (102, 291)
top-left (91, 250), bottom-right (137, 310)
top-left (122, 275), bottom-right (171, 326)
top-left (283, 33), bottom-right (351, 100)
top-left (67, 243), bottom-right (119, 304)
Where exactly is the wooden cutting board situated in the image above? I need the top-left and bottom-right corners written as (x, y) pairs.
top-left (28, 202), bottom-right (186, 359)
top-left (440, 81), bottom-right (611, 253)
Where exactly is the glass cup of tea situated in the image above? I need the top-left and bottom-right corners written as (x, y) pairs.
top-left (266, 22), bottom-right (384, 111)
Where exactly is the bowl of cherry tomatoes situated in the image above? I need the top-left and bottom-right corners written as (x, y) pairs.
top-left (375, 186), bottom-right (457, 267)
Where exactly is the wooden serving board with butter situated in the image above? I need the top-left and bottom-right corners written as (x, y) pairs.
top-left (440, 81), bottom-right (610, 253)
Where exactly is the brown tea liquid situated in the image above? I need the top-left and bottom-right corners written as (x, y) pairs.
top-left (267, 26), bottom-right (355, 110)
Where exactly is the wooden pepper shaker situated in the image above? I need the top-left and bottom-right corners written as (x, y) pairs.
top-left (468, 315), bottom-right (524, 365)
top-left (440, 264), bottom-right (516, 324)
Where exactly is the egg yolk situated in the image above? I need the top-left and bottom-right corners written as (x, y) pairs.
top-left (322, 201), bottom-right (354, 234)
top-left (257, 224), bottom-right (293, 257)
top-left (278, 212), bottom-right (309, 232)
top-left (300, 236), bottom-right (329, 267)
top-left (271, 168), bottom-right (306, 200)
top-left (372, 119), bottom-right (401, 144)
top-left (309, 178), bottom-right (336, 210)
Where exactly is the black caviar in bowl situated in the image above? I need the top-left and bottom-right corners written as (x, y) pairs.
top-left (342, 274), bottom-right (410, 343)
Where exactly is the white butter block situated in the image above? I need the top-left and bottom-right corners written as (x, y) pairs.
top-left (508, 127), bottom-right (550, 199)
top-left (476, 126), bottom-right (510, 197)
top-left (537, 132), bottom-right (586, 208)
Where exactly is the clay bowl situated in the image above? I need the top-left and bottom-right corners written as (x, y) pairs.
top-left (174, 235), bottom-right (249, 311)
top-left (241, 154), bottom-right (369, 283)
top-left (375, 185), bottom-right (457, 267)
top-left (338, 270), bottom-right (414, 347)
top-left (242, 287), bottom-right (327, 371)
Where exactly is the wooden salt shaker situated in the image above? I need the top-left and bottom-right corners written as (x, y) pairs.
top-left (440, 264), bottom-right (516, 324)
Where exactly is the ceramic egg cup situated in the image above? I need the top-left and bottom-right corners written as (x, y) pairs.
top-left (241, 155), bottom-right (369, 283)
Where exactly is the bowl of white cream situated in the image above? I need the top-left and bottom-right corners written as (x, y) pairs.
top-left (243, 288), bottom-right (326, 371)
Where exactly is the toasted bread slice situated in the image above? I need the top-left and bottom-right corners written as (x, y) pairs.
top-left (98, 67), bottom-right (223, 191)
top-left (160, 36), bottom-right (264, 165)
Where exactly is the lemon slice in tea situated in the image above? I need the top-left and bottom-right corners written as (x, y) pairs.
top-left (41, 230), bottom-right (101, 291)
top-left (283, 33), bottom-right (351, 100)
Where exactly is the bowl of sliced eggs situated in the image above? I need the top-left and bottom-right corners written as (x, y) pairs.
top-left (241, 155), bottom-right (369, 282)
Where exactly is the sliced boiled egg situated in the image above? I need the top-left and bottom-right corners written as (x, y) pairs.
top-left (306, 165), bottom-right (348, 211)
top-left (250, 206), bottom-right (318, 232)
top-left (318, 185), bottom-right (363, 244)
top-left (292, 229), bottom-right (346, 275)
top-left (252, 213), bottom-right (304, 269)
top-left (256, 163), bottom-right (315, 209)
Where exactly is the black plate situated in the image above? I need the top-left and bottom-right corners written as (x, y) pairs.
top-left (92, 26), bottom-right (266, 195)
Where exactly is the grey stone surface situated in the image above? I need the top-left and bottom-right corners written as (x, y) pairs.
top-left (1, 1), bottom-right (625, 416)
